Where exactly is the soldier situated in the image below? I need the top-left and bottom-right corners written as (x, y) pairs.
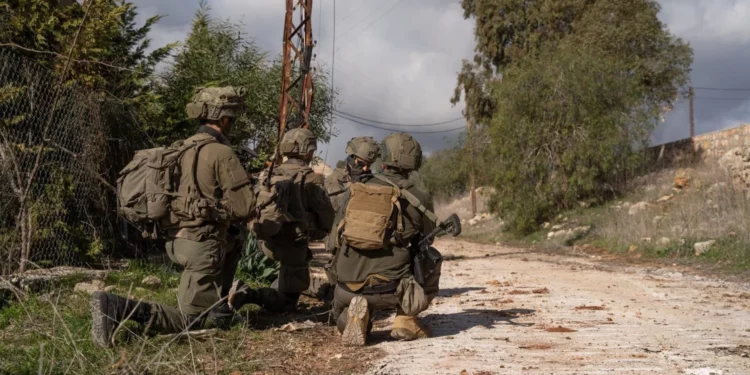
top-left (90, 87), bottom-right (278, 348)
top-left (331, 132), bottom-right (438, 346)
top-left (324, 136), bottom-right (380, 213)
top-left (248, 128), bottom-right (335, 309)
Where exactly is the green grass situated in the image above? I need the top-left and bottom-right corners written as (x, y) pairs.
top-left (0, 260), bottom-right (277, 374)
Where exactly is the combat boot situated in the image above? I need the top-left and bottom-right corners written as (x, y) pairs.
top-left (390, 315), bottom-right (430, 341)
top-left (90, 291), bottom-right (152, 348)
top-left (228, 280), bottom-right (288, 313)
top-left (205, 301), bottom-right (234, 330)
top-left (341, 296), bottom-right (369, 347)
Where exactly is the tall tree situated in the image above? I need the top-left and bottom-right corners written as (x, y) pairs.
top-left (458, 0), bottom-right (692, 233)
top-left (157, 3), bottom-right (336, 165)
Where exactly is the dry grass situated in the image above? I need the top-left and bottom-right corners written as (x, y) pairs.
top-left (582, 162), bottom-right (750, 272)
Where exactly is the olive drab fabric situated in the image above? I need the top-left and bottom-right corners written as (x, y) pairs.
top-left (279, 128), bottom-right (317, 157)
top-left (339, 182), bottom-right (401, 251)
top-left (324, 167), bottom-right (349, 213)
top-left (250, 167), bottom-right (312, 240)
top-left (381, 132), bottom-right (423, 171)
top-left (345, 136), bottom-right (380, 163)
top-left (167, 132), bottom-right (256, 242)
top-left (186, 86), bottom-right (246, 121)
top-left (259, 158), bottom-right (335, 295)
top-left (117, 137), bottom-right (217, 238)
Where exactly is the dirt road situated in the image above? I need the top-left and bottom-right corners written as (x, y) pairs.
top-left (362, 239), bottom-right (750, 375)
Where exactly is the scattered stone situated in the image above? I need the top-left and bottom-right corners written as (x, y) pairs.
top-left (622, 202), bottom-right (631, 209)
top-left (628, 202), bottom-right (651, 216)
top-left (652, 216), bottom-right (664, 225)
top-left (657, 237), bottom-right (671, 246)
top-left (674, 168), bottom-right (694, 189)
top-left (141, 275), bottom-right (162, 288)
top-left (551, 224), bottom-right (566, 231)
top-left (74, 282), bottom-right (103, 295)
top-left (694, 240), bottom-right (716, 256)
top-left (274, 320), bottom-right (320, 332)
top-left (104, 285), bottom-right (116, 293)
top-left (656, 194), bottom-right (674, 203)
top-left (629, 245), bottom-right (638, 253)
top-left (542, 222), bottom-right (551, 229)
top-left (641, 237), bottom-right (652, 244)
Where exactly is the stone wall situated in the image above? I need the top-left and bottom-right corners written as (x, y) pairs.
top-left (650, 123), bottom-right (750, 166)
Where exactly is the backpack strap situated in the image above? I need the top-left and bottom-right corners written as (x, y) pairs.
top-left (188, 138), bottom-right (217, 199)
top-left (373, 174), bottom-right (439, 225)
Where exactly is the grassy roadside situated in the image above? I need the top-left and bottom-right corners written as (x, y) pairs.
top-left (456, 163), bottom-right (750, 280)
top-left (0, 260), bottom-right (380, 374)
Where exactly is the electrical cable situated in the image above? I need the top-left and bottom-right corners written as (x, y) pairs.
top-left (693, 87), bottom-right (750, 92)
top-left (334, 112), bottom-right (465, 133)
top-left (335, 0), bottom-right (406, 52)
top-left (333, 109), bottom-right (464, 126)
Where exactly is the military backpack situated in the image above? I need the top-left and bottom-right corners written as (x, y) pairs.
top-left (339, 174), bottom-right (439, 251)
top-left (250, 167), bottom-right (312, 240)
top-left (117, 137), bottom-right (218, 238)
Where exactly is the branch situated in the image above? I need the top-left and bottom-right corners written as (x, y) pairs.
top-left (0, 43), bottom-right (138, 72)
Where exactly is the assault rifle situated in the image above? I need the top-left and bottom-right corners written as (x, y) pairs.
top-left (411, 214), bottom-right (462, 285)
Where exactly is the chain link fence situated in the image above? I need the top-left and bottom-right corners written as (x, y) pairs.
top-left (0, 48), bottom-right (117, 276)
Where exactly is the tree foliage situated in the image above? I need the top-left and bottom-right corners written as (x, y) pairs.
top-left (156, 2), bottom-right (335, 165)
top-left (458, 0), bottom-right (693, 233)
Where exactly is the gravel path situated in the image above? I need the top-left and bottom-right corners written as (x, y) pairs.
top-left (363, 238), bottom-right (750, 375)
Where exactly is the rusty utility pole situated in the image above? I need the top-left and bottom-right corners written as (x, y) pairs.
top-left (465, 99), bottom-right (477, 217)
top-left (279, 0), bottom-right (315, 139)
top-left (689, 86), bottom-right (695, 137)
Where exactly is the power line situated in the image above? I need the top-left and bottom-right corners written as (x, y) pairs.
top-left (694, 87), bottom-right (750, 92)
top-left (336, 0), bottom-right (395, 35)
top-left (335, 0), bottom-right (406, 52)
top-left (694, 96), bottom-right (750, 101)
top-left (333, 109), bottom-right (464, 126)
top-left (334, 112), bottom-right (465, 134)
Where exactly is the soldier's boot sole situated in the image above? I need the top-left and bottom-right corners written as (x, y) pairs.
top-left (342, 296), bottom-right (369, 347)
top-left (90, 291), bottom-right (114, 348)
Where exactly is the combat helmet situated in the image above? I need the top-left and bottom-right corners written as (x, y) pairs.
top-left (186, 86), bottom-right (246, 121)
top-left (280, 128), bottom-right (318, 157)
top-left (381, 132), bottom-right (422, 171)
top-left (345, 136), bottom-right (380, 164)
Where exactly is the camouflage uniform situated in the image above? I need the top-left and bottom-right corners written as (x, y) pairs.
top-left (331, 133), bottom-right (438, 346)
top-left (90, 87), bottom-right (262, 347)
top-left (324, 136), bottom-right (380, 214)
top-left (324, 167), bottom-right (349, 213)
top-left (259, 128), bottom-right (335, 304)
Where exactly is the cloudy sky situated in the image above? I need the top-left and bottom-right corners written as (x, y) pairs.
top-left (131, 0), bottom-right (750, 164)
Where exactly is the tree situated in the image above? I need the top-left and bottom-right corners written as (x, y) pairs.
top-left (157, 2), bottom-right (336, 167)
top-left (459, 0), bottom-right (692, 233)
top-left (0, 0), bottom-right (173, 270)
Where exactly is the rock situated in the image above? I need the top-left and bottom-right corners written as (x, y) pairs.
top-left (622, 202), bottom-right (631, 209)
top-left (694, 240), bottom-right (716, 256)
top-left (656, 194), bottom-right (674, 203)
top-left (468, 218), bottom-right (479, 226)
top-left (652, 216), bottom-right (664, 225)
top-left (551, 224), bottom-right (565, 231)
top-left (641, 237), bottom-right (653, 244)
top-left (542, 222), bottom-right (550, 229)
top-left (74, 282), bottom-right (103, 295)
top-left (657, 237), bottom-right (671, 246)
top-left (674, 168), bottom-right (694, 189)
top-left (644, 185), bottom-right (657, 192)
top-left (578, 201), bottom-right (591, 208)
top-left (611, 205), bottom-right (622, 210)
top-left (719, 147), bottom-right (750, 188)
top-left (141, 275), bottom-right (162, 288)
top-left (562, 226), bottom-right (591, 244)
top-left (628, 245), bottom-right (638, 253)
top-left (628, 202), bottom-right (651, 216)
top-left (90, 279), bottom-right (105, 288)
top-left (104, 285), bottom-right (116, 292)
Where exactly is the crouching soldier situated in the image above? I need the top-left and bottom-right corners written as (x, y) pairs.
top-left (90, 87), bottom-right (281, 348)
top-left (324, 136), bottom-right (380, 214)
top-left (331, 132), bottom-right (441, 346)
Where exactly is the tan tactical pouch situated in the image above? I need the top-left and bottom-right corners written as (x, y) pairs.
top-left (340, 182), bottom-right (402, 250)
